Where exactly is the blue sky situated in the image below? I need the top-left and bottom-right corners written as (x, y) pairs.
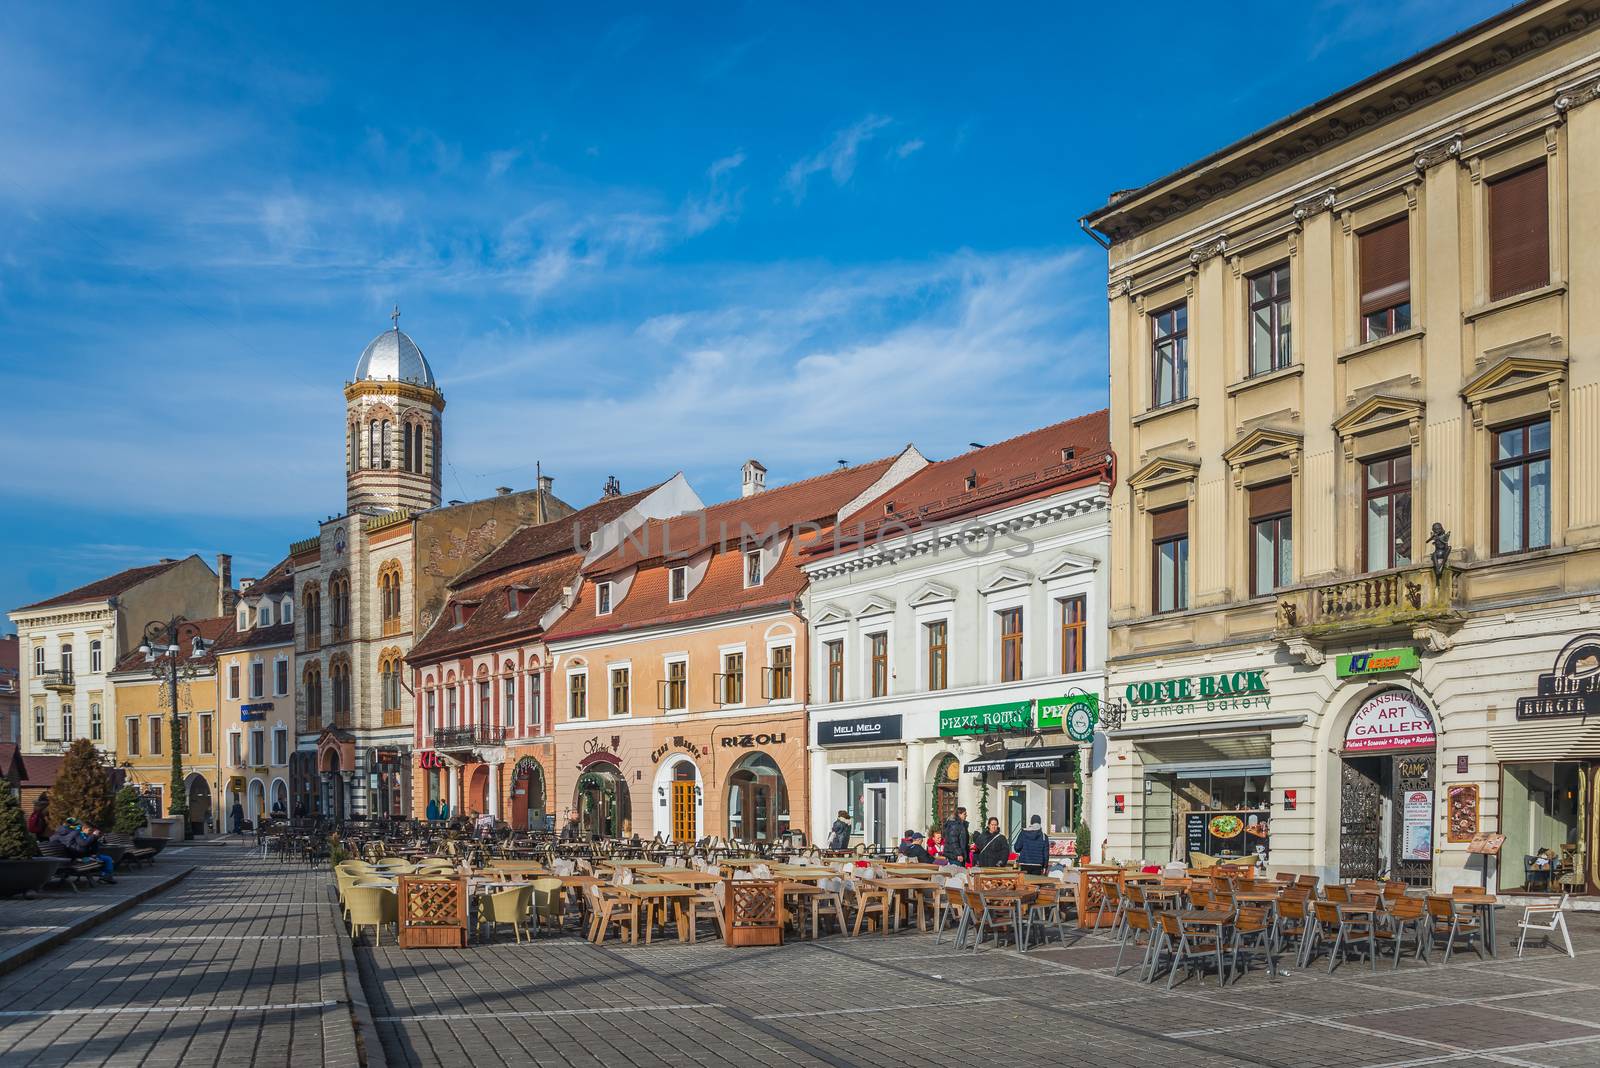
top-left (0, 0), bottom-right (1507, 619)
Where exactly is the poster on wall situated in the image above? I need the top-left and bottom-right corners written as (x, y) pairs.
top-left (1184, 810), bottom-right (1270, 861)
top-left (1402, 789), bottom-right (1434, 861)
top-left (1446, 783), bottom-right (1479, 843)
top-left (1344, 690), bottom-right (1436, 752)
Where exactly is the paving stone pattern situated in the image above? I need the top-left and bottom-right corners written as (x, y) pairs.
top-left (0, 851), bottom-right (196, 962)
top-left (359, 905), bottom-right (1600, 1068)
top-left (0, 845), bottom-right (358, 1067)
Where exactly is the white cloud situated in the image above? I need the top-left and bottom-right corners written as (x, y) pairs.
top-left (783, 114), bottom-right (894, 203)
top-left (895, 138), bottom-right (925, 159)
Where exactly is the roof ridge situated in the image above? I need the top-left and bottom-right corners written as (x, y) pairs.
top-left (930, 408), bottom-right (1109, 466)
top-left (677, 454), bottom-right (899, 519)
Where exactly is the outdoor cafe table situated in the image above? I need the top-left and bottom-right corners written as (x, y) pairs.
top-left (1173, 909), bottom-right (1235, 985)
top-left (770, 865), bottom-right (835, 881)
top-left (717, 859), bottom-right (768, 870)
top-left (881, 862), bottom-right (941, 874)
top-left (1448, 892), bottom-right (1504, 956)
top-left (860, 876), bottom-right (939, 931)
top-left (647, 869), bottom-right (723, 888)
top-left (616, 882), bottom-right (701, 944)
top-left (974, 886), bottom-right (1041, 951)
top-left (777, 881), bottom-right (826, 937)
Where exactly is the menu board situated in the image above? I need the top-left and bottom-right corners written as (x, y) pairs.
top-left (1447, 784), bottom-right (1479, 843)
top-left (1402, 790), bottom-right (1434, 861)
top-left (1184, 809), bottom-right (1269, 861)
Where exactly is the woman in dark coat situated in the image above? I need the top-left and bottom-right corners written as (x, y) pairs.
top-left (972, 817), bottom-right (1010, 867)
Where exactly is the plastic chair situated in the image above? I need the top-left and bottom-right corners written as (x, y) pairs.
top-left (346, 886), bottom-right (398, 945)
top-left (479, 886), bottom-right (534, 944)
top-left (1516, 893), bottom-right (1574, 959)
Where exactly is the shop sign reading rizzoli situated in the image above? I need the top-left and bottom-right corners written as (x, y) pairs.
top-left (720, 732), bottom-right (786, 748)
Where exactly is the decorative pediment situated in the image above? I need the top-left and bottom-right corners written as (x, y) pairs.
top-left (978, 565), bottom-right (1034, 595)
top-left (856, 594), bottom-right (897, 619)
top-left (908, 581), bottom-right (958, 608)
top-left (1221, 426), bottom-right (1302, 468)
top-left (1461, 355), bottom-right (1565, 407)
top-left (1126, 455), bottom-right (1199, 491)
top-left (1040, 551), bottom-right (1100, 581)
top-left (812, 603), bottom-right (852, 626)
top-left (1332, 395), bottom-right (1425, 438)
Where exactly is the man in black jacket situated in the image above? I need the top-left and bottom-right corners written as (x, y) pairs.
top-left (1013, 815), bottom-right (1050, 874)
top-left (827, 810), bottom-right (851, 851)
top-left (942, 807), bottom-right (971, 867)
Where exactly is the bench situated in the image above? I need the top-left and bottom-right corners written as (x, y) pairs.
top-left (39, 843), bottom-right (105, 890)
top-left (106, 833), bottom-right (157, 869)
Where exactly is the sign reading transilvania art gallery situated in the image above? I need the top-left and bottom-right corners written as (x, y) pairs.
top-left (1516, 634), bottom-right (1600, 720)
top-left (939, 700), bottom-right (1032, 737)
top-left (1122, 670), bottom-right (1271, 721)
top-left (1344, 689), bottom-right (1436, 752)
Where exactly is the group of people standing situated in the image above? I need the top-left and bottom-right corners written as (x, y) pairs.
top-left (826, 804), bottom-right (1052, 875)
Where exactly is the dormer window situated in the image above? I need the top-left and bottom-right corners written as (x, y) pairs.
top-left (451, 602), bottom-right (479, 629)
top-left (1061, 447), bottom-right (1075, 462)
top-left (669, 566), bottom-right (688, 602)
top-left (259, 602), bottom-right (273, 627)
top-left (280, 598), bottom-right (293, 624)
top-left (506, 588), bottom-right (521, 616)
top-left (744, 550), bottom-right (763, 588)
top-left (965, 470), bottom-right (978, 491)
top-left (596, 581), bottom-right (613, 615)
top-left (236, 607), bottom-right (249, 630)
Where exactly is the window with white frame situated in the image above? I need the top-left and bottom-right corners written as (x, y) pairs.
top-left (765, 645), bottom-right (792, 700)
top-left (33, 647), bottom-right (44, 675)
top-left (425, 689), bottom-right (436, 733)
top-left (745, 550), bottom-right (763, 587)
top-left (229, 731), bottom-right (242, 766)
top-left (90, 702), bottom-right (102, 741)
top-left (503, 675), bottom-right (516, 725)
top-left (228, 664), bottom-right (241, 701)
top-left (249, 728), bottom-right (265, 766)
top-left (596, 581), bottom-right (613, 615)
top-left (568, 670), bottom-right (588, 720)
top-left (251, 661), bottom-right (264, 699)
top-left (273, 727), bottom-right (288, 765)
top-left (669, 566), bottom-right (687, 602)
top-left (199, 712), bottom-right (212, 754)
top-left (124, 716), bottom-right (138, 754)
top-left (280, 598), bottom-right (293, 624)
top-left (90, 640), bottom-right (102, 673)
top-left (610, 665), bottom-right (631, 717)
top-left (33, 706), bottom-right (44, 742)
top-left (275, 658), bottom-right (289, 695)
top-left (660, 656), bottom-right (687, 711)
top-left (259, 602), bottom-right (273, 627)
top-left (237, 606), bottom-right (249, 630)
top-left (60, 698), bottom-right (74, 741)
top-left (527, 672), bottom-right (542, 731)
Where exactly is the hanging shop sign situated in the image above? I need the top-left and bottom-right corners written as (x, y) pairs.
top-left (1515, 634), bottom-right (1600, 720)
top-left (1336, 648), bottom-right (1420, 678)
top-left (577, 735), bottom-right (624, 770)
top-left (939, 700), bottom-right (1032, 737)
top-left (1402, 790), bottom-right (1434, 861)
top-left (240, 702), bottom-right (273, 721)
top-left (1343, 690), bottom-right (1436, 752)
top-left (1037, 694), bottom-right (1098, 740)
top-left (816, 714), bottom-right (902, 747)
top-left (1121, 670), bottom-right (1270, 722)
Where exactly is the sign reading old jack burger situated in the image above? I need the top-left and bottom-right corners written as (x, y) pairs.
top-left (1122, 670), bottom-right (1270, 721)
top-left (1516, 634), bottom-right (1600, 720)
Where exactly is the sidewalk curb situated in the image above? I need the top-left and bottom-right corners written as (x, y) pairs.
top-left (0, 864), bottom-right (196, 978)
top-left (328, 881), bottom-right (389, 1068)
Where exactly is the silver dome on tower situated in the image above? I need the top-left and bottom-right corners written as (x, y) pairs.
top-left (354, 308), bottom-right (436, 388)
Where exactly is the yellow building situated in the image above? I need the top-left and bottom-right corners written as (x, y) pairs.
top-left (108, 618), bottom-right (228, 833)
top-left (215, 559), bottom-right (296, 824)
top-left (1084, 1), bottom-right (1600, 892)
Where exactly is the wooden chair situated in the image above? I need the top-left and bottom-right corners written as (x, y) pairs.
top-left (1154, 911), bottom-right (1227, 989)
top-left (1115, 895), bottom-right (1157, 980)
top-left (933, 883), bottom-right (969, 944)
top-left (809, 878), bottom-right (847, 939)
top-left (1274, 891), bottom-right (1312, 963)
top-left (1426, 894), bottom-right (1482, 962)
top-left (969, 887), bottom-right (1025, 952)
top-left (587, 884), bottom-right (639, 944)
top-left (1308, 900), bottom-right (1378, 973)
top-left (1324, 884), bottom-right (1350, 904)
top-left (1377, 895), bottom-right (1428, 969)
top-left (1228, 905), bottom-right (1276, 982)
top-left (850, 877), bottom-right (893, 936)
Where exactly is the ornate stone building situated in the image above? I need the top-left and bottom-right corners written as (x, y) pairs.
top-left (291, 320), bottom-right (570, 819)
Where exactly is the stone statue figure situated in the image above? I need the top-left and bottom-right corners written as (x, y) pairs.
top-left (1427, 522), bottom-right (1451, 577)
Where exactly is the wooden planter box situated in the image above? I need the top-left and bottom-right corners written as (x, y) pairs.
top-left (1075, 865), bottom-right (1124, 928)
top-left (723, 879), bottom-right (781, 947)
top-left (398, 876), bottom-right (469, 948)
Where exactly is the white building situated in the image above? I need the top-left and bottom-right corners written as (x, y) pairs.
top-left (802, 413), bottom-right (1113, 861)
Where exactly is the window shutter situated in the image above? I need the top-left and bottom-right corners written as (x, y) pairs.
top-left (1359, 217), bottom-right (1411, 315)
top-left (1249, 480), bottom-right (1293, 519)
top-left (1151, 503), bottom-right (1188, 540)
top-left (1489, 163), bottom-right (1549, 302)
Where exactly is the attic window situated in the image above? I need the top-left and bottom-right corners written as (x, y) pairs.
top-left (744, 550), bottom-right (763, 588)
top-left (505, 589), bottom-right (520, 616)
top-left (669, 565), bottom-right (688, 603)
top-left (452, 602), bottom-right (479, 629)
top-left (883, 501), bottom-right (895, 515)
top-left (964, 470), bottom-right (978, 491)
top-left (1062, 447), bottom-right (1076, 462)
top-left (596, 581), bottom-right (613, 616)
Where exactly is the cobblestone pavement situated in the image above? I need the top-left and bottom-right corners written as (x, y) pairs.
top-left (358, 905), bottom-right (1600, 1068)
top-left (0, 844), bottom-right (359, 1067)
top-left (0, 850), bottom-right (194, 964)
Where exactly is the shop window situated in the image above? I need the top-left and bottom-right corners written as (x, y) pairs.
top-left (826, 640), bottom-right (844, 702)
top-left (924, 620), bottom-right (948, 691)
top-left (1500, 762), bottom-right (1585, 893)
top-left (1364, 453), bottom-right (1412, 571)
top-left (1248, 481), bottom-right (1293, 596)
top-left (1359, 216), bottom-right (1411, 341)
top-left (726, 752), bottom-right (789, 844)
top-left (1047, 769), bottom-right (1077, 836)
top-left (1247, 263), bottom-right (1291, 375)
top-left (998, 608), bottom-right (1024, 682)
top-left (842, 767), bottom-right (897, 837)
top-left (1143, 768), bottom-right (1271, 866)
top-left (1151, 503), bottom-right (1189, 613)
top-left (1493, 420), bottom-right (1551, 555)
top-left (1488, 162), bottom-right (1549, 301)
top-left (1058, 596), bottom-right (1086, 675)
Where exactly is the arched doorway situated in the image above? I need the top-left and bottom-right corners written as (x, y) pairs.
top-left (465, 765), bottom-right (490, 817)
top-left (1338, 688), bottom-right (1437, 885)
top-left (509, 759), bottom-right (546, 830)
top-left (726, 753), bottom-right (789, 844)
top-left (930, 753), bottom-right (960, 833)
top-left (271, 778), bottom-right (288, 819)
top-left (321, 747), bottom-right (345, 823)
top-left (574, 762), bottom-right (630, 839)
top-left (185, 774), bottom-right (212, 835)
top-left (247, 779), bottom-right (266, 824)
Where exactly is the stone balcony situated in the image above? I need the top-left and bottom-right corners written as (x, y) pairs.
top-left (40, 669), bottom-right (74, 693)
top-left (1274, 564), bottom-right (1462, 642)
top-left (431, 725), bottom-right (511, 753)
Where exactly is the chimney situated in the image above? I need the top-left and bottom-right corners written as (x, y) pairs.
top-left (602, 475), bottom-right (621, 498)
top-left (495, 486), bottom-right (512, 496)
top-left (741, 459), bottom-right (767, 498)
top-left (537, 474), bottom-right (554, 495)
top-left (158, 558), bottom-right (177, 564)
top-left (239, 577), bottom-right (257, 592)
top-left (215, 553), bottom-right (233, 615)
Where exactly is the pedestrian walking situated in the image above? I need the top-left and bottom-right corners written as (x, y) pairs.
top-left (941, 807), bottom-right (971, 867)
top-left (827, 809), bottom-right (851, 851)
top-left (1013, 815), bottom-right (1049, 875)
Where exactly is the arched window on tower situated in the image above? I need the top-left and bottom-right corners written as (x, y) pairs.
top-left (401, 421), bottom-right (412, 472)
top-left (431, 426), bottom-right (440, 476)
top-left (348, 423), bottom-right (359, 473)
top-left (413, 424), bottom-right (425, 473)
top-left (369, 421), bottom-right (380, 469)
top-left (380, 421), bottom-right (391, 469)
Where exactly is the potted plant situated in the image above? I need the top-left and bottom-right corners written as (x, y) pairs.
top-left (113, 786), bottom-right (165, 856)
top-left (0, 788), bottom-right (63, 897)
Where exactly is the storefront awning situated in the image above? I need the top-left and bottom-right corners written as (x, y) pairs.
top-left (963, 746), bottom-right (1075, 775)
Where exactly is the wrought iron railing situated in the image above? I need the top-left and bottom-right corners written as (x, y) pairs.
top-left (431, 725), bottom-right (512, 749)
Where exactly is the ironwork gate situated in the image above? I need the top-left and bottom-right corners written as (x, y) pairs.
top-left (1340, 759), bottom-right (1382, 879)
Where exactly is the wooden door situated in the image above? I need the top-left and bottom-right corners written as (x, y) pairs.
top-left (671, 780), bottom-right (696, 843)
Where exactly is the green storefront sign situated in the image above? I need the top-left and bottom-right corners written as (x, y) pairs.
top-left (1037, 694), bottom-right (1099, 741)
top-left (1336, 648), bottom-right (1420, 678)
top-left (939, 700), bottom-right (1032, 737)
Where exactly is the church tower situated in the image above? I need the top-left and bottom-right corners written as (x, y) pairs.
top-left (344, 310), bottom-right (445, 514)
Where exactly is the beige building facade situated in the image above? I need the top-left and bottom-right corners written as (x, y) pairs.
top-left (1085, 1), bottom-right (1600, 892)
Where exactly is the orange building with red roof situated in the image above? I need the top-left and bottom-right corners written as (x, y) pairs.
top-left (543, 450), bottom-right (926, 844)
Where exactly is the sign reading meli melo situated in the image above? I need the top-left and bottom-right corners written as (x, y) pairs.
top-left (1123, 670), bottom-right (1271, 721)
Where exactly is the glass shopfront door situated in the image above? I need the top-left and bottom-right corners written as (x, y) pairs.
top-left (1501, 762), bottom-right (1593, 894)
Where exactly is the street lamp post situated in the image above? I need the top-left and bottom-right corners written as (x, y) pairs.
top-left (140, 617), bottom-right (211, 833)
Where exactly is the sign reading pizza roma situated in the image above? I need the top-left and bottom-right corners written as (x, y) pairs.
top-left (1344, 690), bottom-right (1436, 752)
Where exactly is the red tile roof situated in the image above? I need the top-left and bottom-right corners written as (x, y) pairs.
top-left (18, 753), bottom-right (65, 789)
top-left (112, 616), bottom-right (233, 672)
top-left (14, 557), bottom-right (194, 612)
top-left (801, 410), bottom-right (1112, 559)
top-left (451, 484), bottom-right (663, 589)
top-left (591, 457), bottom-right (898, 574)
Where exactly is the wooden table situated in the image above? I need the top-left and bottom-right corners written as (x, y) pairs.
top-left (716, 859), bottom-right (768, 870)
top-left (770, 866), bottom-right (836, 881)
top-left (1173, 909), bottom-right (1234, 985)
top-left (1449, 893), bottom-right (1502, 956)
top-left (616, 882), bottom-right (701, 944)
top-left (860, 876), bottom-right (939, 931)
top-left (777, 882), bottom-right (826, 937)
top-left (881, 862), bottom-right (941, 874)
top-left (645, 869), bottom-right (722, 887)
